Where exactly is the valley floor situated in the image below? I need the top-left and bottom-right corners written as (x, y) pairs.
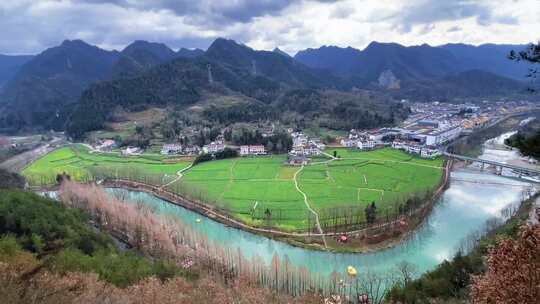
top-left (23, 145), bottom-right (443, 236)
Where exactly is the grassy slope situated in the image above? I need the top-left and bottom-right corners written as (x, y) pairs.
top-left (0, 189), bottom-right (188, 288)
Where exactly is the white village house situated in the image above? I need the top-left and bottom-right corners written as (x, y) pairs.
top-left (421, 147), bottom-right (441, 159)
top-left (121, 146), bottom-right (143, 156)
top-left (161, 144), bottom-right (182, 155)
top-left (356, 139), bottom-right (375, 150)
top-left (240, 145), bottom-right (267, 156)
top-left (292, 132), bottom-right (308, 147)
top-left (340, 138), bottom-right (356, 148)
top-left (203, 141), bottom-right (225, 154)
top-left (392, 140), bottom-right (440, 159)
top-left (96, 139), bottom-right (116, 152)
top-left (309, 139), bottom-right (326, 151)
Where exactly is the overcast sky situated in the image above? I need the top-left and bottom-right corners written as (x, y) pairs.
top-left (1, 0), bottom-right (539, 55)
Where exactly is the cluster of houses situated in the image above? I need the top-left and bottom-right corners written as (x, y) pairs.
top-left (202, 141), bottom-right (225, 154)
top-left (94, 117), bottom-right (462, 161)
top-left (340, 129), bottom-right (376, 151)
top-left (160, 139), bottom-right (269, 157)
top-left (391, 141), bottom-right (441, 159)
top-left (161, 143), bottom-right (183, 155)
top-left (161, 143), bottom-right (201, 156)
top-left (94, 139), bottom-right (141, 156)
top-left (337, 124), bottom-right (456, 159)
top-left (286, 132), bottom-right (326, 165)
top-left (288, 132), bottom-right (326, 157)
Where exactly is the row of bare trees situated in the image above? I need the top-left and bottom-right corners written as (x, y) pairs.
top-left (28, 164), bottom-right (442, 238)
top-left (58, 181), bottom-right (411, 303)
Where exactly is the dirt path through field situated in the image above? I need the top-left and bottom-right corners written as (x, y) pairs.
top-left (293, 165), bottom-right (328, 249)
top-left (160, 163), bottom-right (193, 189)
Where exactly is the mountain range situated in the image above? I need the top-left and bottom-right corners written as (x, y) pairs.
top-left (66, 38), bottom-right (402, 139)
top-left (0, 40), bottom-right (204, 131)
top-left (0, 38), bottom-right (533, 135)
top-left (294, 42), bottom-right (530, 83)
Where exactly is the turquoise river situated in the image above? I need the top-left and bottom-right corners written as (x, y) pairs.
top-left (107, 131), bottom-right (538, 279)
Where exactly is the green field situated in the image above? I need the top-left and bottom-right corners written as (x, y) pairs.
top-left (170, 148), bottom-right (444, 231)
top-left (23, 145), bottom-right (191, 186)
top-left (24, 146), bottom-right (444, 232)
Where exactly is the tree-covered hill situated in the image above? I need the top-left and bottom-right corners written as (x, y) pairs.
top-left (0, 40), bottom-right (121, 131)
top-left (110, 40), bottom-right (178, 79)
top-left (294, 41), bottom-right (530, 88)
top-left (0, 40), bottom-right (205, 132)
top-left (0, 54), bottom-right (34, 89)
top-left (1, 38), bottom-right (533, 135)
top-left (392, 69), bottom-right (528, 102)
top-left (66, 42), bottom-right (406, 139)
top-left (205, 38), bottom-right (344, 89)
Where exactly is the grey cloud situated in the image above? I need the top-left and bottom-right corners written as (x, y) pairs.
top-left (447, 25), bottom-right (462, 32)
top-left (0, 1), bottom-right (217, 54)
top-left (77, 0), bottom-right (293, 24)
top-left (389, 0), bottom-right (514, 33)
top-left (78, 0), bottom-right (343, 24)
top-left (330, 3), bottom-right (355, 19)
top-left (0, 0), bottom-right (529, 56)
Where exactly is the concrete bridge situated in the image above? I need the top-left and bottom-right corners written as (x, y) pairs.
top-left (443, 152), bottom-right (540, 180)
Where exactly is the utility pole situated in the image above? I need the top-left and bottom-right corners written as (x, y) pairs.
top-left (251, 60), bottom-right (257, 76)
top-left (207, 64), bottom-right (213, 84)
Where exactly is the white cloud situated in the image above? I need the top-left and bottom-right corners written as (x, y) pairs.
top-left (0, 0), bottom-right (538, 55)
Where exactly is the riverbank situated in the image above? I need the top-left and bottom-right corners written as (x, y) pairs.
top-left (88, 159), bottom-right (451, 254)
top-left (450, 110), bottom-right (540, 157)
top-left (387, 189), bottom-right (539, 303)
top-left (38, 164), bottom-right (534, 298)
top-left (31, 157), bottom-right (450, 253)
top-left (276, 159), bottom-right (453, 253)
top-left (30, 125), bottom-right (537, 301)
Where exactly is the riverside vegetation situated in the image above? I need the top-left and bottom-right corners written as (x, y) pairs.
top-left (0, 173), bottom-right (326, 303)
top-left (2, 168), bottom-right (537, 304)
top-left (386, 191), bottom-right (540, 303)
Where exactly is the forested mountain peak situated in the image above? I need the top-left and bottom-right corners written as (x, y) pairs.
top-left (0, 39), bottom-right (120, 131)
top-left (273, 48), bottom-right (291, 58)
top-left (177, 47), bottom-right (205, 58)
top-left (122, 40), bottom-right (176, 60)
